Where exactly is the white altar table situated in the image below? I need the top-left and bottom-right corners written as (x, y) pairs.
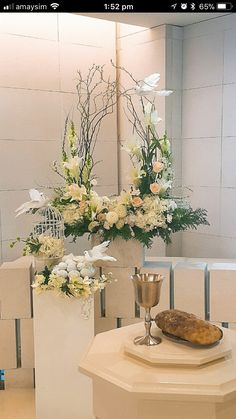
top-left (80, 323), bottom-right (236, 419)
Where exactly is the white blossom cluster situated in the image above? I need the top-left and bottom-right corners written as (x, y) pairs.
top-left (33, 253), bottom-right (113, 299)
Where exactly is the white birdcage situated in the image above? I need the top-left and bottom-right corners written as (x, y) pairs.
top-left (33, 206), bottom-right (64, 239)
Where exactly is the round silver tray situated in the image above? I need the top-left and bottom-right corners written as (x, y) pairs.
top-left (162, 330), bottom-right (223, 349)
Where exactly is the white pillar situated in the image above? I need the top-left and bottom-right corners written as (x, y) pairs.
top-left (33, 291), bottom-right (94, 419)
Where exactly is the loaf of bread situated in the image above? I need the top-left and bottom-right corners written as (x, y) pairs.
top-left (155, 309), bottom-right (223, 345)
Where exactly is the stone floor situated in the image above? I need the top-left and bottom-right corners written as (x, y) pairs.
top-left (0, 389), bottom-right (35, 419)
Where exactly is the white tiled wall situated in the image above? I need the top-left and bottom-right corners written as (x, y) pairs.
top-left (222, 137), bottom-right (236, 187)
top-left (182, 14), bottom-right (236, 258)
top-left (0, 13), bottom-right (117, 262)
top-left (165, 27), bottom-right (183, 257)
top-left (182, 86), bottom-right (222, 139)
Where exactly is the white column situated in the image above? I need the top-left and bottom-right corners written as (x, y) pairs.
top-left (33, 291), bottom-right (94, 419)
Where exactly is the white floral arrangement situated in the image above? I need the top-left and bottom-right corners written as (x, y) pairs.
top-left (50, 67), bottom-right (208, 247)
top-left (13, 65), bottom-right (208, 249)
top-left (11, 233), bottom-right (64, 259)
top-left (32, 241), bottom-right (115, 299)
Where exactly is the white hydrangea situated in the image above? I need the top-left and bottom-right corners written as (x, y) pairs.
top-left (106, 211), bottom-right (119, 226)
top-left (37, 235), bottom-right (64, 258)
top-left (116, 205), bottom-right (127, 219)
top-left (63, 205), bottom-right (81, 225)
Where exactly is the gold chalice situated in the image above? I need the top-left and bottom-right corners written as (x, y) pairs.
top-left (131, 273), bottom-right (164, 346)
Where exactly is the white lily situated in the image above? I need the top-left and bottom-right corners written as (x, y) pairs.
top-left (122, 137), bottom-right (142, 159)
top-left (64, 183), bottom-right (86, 201)
top-left (150, 110), bottom-right (162, 125)
top-left (156, 179), bottom-right (172, 192)
top-left (63, 156), bottom-right (81, 179)
top-left (144, 101), bottom-right (153, 114)
top-left (144, 102), bottom-right (162, 127)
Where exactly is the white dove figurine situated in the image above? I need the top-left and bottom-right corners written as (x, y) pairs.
top-left (15, 188), bottom-right (49, 217)
top-left (136, 73), bottom-right (160, 94)
top-left (84, 241), bottom-right (117, 263)
top-left (136, 73), bottom-right (173, 97)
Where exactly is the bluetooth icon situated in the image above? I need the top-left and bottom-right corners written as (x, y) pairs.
top-left (191, 2), bottom-right (196, 9)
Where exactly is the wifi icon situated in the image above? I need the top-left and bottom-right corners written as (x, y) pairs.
top-left (50, 2), bottom-right (59, 9)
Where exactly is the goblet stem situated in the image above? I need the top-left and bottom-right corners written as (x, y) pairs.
top-left (145, 308), bottom-right (152, 338)
top-left (133, 307), bottom-right (162, 346)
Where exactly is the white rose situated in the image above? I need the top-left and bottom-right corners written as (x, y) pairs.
top-left (57, 262), bottom-right (67, 270)
top-left (67, 263), bottom-right (77, 272)
top-left (56, 270), bottom-right (68, 278)
top-left (68, 270), bottom-right (80, 279)
top-left (77, 262), bottom-right (85, 270)
top-left (74, 255), bottom-right (85, 263)
top-left (80, 267), bottom-right (96, 278)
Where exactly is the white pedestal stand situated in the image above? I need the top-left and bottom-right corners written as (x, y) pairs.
top-left (33, 291), bottom-right (94, 419)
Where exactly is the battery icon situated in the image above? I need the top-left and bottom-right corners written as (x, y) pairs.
top-left (217, 2), bottom-right (233, 9)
